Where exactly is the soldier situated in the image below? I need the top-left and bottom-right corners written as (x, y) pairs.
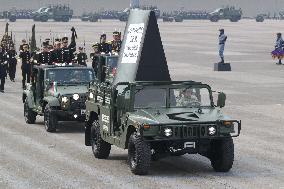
top-left (76, 47), bottom-right (88, 66)
top-left (51, 40), bottom-right (61, 63)
top-left (19, 44), bottom-right (32, 89)
top-left (7, 45), bottom-right (17, 82)
top-left (218, 29), bottom-right (227, 63)
top-left (98, 34), bottom-right (110, 54)
top-left (19, 39), bottom-right (27, 52)
top-left (59, 36), bottom-right (75, 63)
top-left (0, 46), bottom-right (7, 93)
top-left (91, 43), bottom-right (100, 74)
top-left (110, 31), bottom-right (122, 53)
top-left (176, 89), bottom-right (199, 107)
top-left (38, 42), bottom-right (52, 65)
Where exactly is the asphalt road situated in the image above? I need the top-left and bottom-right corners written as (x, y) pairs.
top-left (0, 19), bottom-right (284, 189)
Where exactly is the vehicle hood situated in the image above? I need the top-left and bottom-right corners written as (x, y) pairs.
top-left (128, 108), bottom-right (230, 125)
top-left (48, 85), bottom-right (89, 97)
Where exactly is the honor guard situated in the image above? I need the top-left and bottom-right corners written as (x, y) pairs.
top-left (19, 44), bottom-right (32, 89)
top-left (19, 39), bottom-right (28, 52)
top-left (0, 46), bottom-right (7, 92)
top-left (91, 43), bottom-right (100, 74)
top-left (110, 31), bottom-right (122, 53)
top-left (59, 37), bottom-right (75, 63)
top-left (218, 29), bottom-right (227, 63)
top-left (76, 47), bottom-right (88, 66)
top-left (38, 42), bottom-right (52, 65)
top-left (7, 45), bottom-right (17, 82)
top-left (98, 34), bottom-right (110, 54)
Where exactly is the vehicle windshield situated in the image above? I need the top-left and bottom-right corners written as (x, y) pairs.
top-left (134, 85), bottom-right (212, 109)
top-left (45, 68), bottom-right (94, 85)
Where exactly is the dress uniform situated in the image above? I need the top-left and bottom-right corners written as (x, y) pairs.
top-left (98, 34), bottom-right (110, 54)
top-left (0, 47), bottom-right (7, 92)
top-left (218, 29), bottom-right (227, 63)
top-left (110, 31), bottom-right (122, 53)
top-left (7, 46), bottom-right (17, 82)
top-left (76, 47), bottom-right (88, 66)
top-left (38, 42), bottom-right (52, 65)
top-left (91, 43), bottom-right (100, 75)
top-left (19, 45), bottom-right (32, 89)
top-left (59, 37), bottom-right (75, 63)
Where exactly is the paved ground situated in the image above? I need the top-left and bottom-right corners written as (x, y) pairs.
top-left (0, 19), bottom-right (284, 189)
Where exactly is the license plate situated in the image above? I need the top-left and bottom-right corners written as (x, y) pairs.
top-left (81, 110), bottom-right (86, 115)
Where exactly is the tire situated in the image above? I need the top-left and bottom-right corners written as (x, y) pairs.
top-left (210, 15), bottom-right (219, 22)
top-left (24, 101), bottom-right (37, 124)
top-left (210, 138), bottom-right (234, 172)
top-left (128, 133), bottom-right (151, 175)
top-left (91, 120), bottom-right (111, 159)
top-left (44, 105), bottom-right (57, 132)
top-left (40, 15), bottom-right (48, 22)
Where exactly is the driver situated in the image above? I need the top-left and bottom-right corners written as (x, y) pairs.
top-left (176, 89), bottom-right (199, 107)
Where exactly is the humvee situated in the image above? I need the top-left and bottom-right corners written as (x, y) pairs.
top-left (23, 64), bottom-right (95, 132)
top-left (209, 6), bottom-right (242, 22)
top-left (85, 79), bottom-right (241, 175)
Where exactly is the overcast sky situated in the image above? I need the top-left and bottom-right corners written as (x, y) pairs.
top-left (0, 0), bottom-right (283, 17)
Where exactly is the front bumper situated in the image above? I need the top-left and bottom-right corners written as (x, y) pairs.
top-left (139, 120), bottom-right (241, 142)
top-left (51, 109), bottom-right (86, 121)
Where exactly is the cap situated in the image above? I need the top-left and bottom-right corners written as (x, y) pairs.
top-left (100, 34), bottom-right (106, 39)
top-left (113, 31), bottom-right (120, 35)
top-left (277, 32), bottom-right (282, 36)
top-left (79, 47), bottom-right (83, 50)
top-left (55, 38), bottom-right (61, 42)
top-left (42, 41), bottom-right (49, 47)
top-left (92, 43), bottom-right (99, 48)
top-left (62, 37), bottom-right (68, 42)
top-left (219, 28), bottom-right (224, 32)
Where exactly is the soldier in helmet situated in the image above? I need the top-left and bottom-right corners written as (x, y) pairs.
top-left (19, 44), bottom-right (32, 89)
top-left (218, 29), bottom-right (227, 63)
top-left (176, 89), bottom-right (199, 107)
top-left (7, 45), bottom-right (17, 82)
top-left (0, 46), bottom-right (7, 92)
top-left (76, 47), bottom-right (88, 66)
top-left (110, 31), bottom-right (122, 53)
top-left (38, 42), bottom-right (52, 65)
top-left (98, 34), bottom-right (110, 54)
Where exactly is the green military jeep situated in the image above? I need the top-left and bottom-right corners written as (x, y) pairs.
top-left (23, 64), bottom-right (95, 132)
top-left (85, 80), bottom-right (241, 175)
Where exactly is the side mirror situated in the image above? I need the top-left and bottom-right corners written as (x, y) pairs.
top-left (217, 92), bottom-right (226, 108)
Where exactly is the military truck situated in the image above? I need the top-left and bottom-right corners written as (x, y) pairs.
top-left (23, 64), bottom-right (95, 132)
top-left (85, 9), bottom-right (241, 175)
top-left (209, 6), bottom-right (242, 22)
top-left (80, 13), bottom-right (99, 22)
top-left (85, 80), bottom-right (241, 175)
top-left (32, 5), bottom-right (73, 22)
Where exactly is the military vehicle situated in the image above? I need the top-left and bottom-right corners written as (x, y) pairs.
top-left (85, 10), bottom-right (241, 175)
top-left (32, 5), bottom-right (73, 22)
top-left (119, 5), bottom-right (160, 21)
top-left (80, 13), bottom-right (99, 22)
top-left (208, 6), bottom-right (242, 22)
top-left (256, 14), bottom-right (266, 22)
top-left (23, 65), bottom-right (95, 132)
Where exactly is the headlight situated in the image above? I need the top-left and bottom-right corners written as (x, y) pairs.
top-left (73, 94), bottom-right (80, 101)
top-left (163, 127), bottom-right (173, 137)
top-left (61, 96), bottom-right (68, 103)
top-left (89, 92), bottom-right (94, 99)
top-left (208, 126), bottom-right (217, 136)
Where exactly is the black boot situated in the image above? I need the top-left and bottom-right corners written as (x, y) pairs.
top-left (22, 81), bottom-right (26, 89)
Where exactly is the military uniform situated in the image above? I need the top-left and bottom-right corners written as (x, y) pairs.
top-left (176, 90), bottom-right (199, 107)
top-left (0, 50), bottom-right (7, 92)
top-left (19, 50), bottom-right (32, 89)
top-left (98, 42), bottom-right (110, 54)
top-left (91, 43), bottom-right (100, 74)
top-left (110, 31), bottom-right (122, 53)
top-left (7, 49), bottom-right (17, 81)
top-left (59, 37), bottom-right (75, 63)
top-left (218, 29), bottom-right (227, 63)
top-left (77, 52), bottom-right (88, 66)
